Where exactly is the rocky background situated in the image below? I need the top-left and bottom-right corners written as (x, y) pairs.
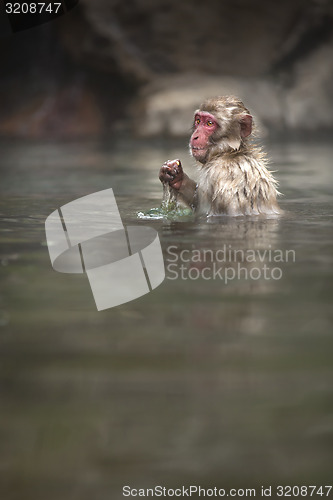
top-left (1, 0), bottom-right (333, 139)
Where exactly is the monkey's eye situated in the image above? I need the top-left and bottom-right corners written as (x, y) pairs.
top-left (195, 118), bottom-right (200, 125)
top-left (206, 120), bottom-right (214, 127)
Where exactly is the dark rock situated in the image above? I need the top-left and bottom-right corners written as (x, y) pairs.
top-left (0, 84), bottom-right (103, 139)
top-left (1, 0), bottom-right (333, 138)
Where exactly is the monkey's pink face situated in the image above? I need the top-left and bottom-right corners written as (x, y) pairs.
top-left (190, 111), bottom-right (219, 163)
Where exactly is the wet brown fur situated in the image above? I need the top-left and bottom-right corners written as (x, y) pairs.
top-left (193, 96), bottom-right (281, 216)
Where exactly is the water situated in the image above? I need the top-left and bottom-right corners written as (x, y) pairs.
top-left (0, 138), bottom-right (332, 499)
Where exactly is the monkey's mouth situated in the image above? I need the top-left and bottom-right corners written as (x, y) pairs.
top-left (191, 147), bottom-right (206, 152)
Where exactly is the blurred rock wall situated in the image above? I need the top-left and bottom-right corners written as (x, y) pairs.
top-left (1, 0), bottom-right (333, 138)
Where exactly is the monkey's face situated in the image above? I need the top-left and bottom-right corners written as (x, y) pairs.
top-left (189, 111), bottom-right (219, 164)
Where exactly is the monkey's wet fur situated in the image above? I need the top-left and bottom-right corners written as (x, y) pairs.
top-left (159, 96), bottom-right (281, 217)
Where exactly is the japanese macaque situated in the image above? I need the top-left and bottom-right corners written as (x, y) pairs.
top-left (159, 96), bottom-right (281, 216)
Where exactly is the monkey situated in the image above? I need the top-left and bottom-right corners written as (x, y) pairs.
top-left (159, 96), bottom-right (281, 216)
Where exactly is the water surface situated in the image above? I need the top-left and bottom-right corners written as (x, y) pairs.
top-left (0, 138), bottom-right (332, 499)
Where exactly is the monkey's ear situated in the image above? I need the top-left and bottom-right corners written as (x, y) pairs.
top-left (240, 114), bottom-right (252, 138)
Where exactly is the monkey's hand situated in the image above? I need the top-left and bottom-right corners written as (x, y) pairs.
top-left (159, 159), bottom-right (184, 190)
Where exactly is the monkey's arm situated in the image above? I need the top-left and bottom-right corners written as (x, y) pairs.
top-left (176, 173), bottom-right (198, 208)
top-left (159, 159), bottom-right (198, 209)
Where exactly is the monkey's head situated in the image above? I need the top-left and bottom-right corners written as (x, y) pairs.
top-left (189, 96), bottom-right (253, 164)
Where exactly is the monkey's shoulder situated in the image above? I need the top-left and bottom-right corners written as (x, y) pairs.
top-left (198, 151), bottom-right (280, 216)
